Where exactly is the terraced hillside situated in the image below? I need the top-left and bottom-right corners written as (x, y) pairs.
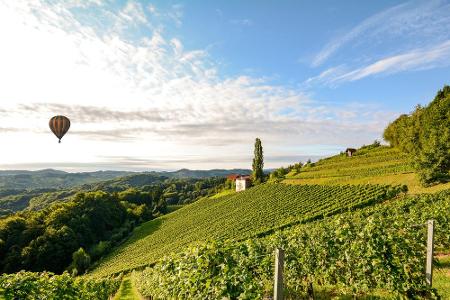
top-left (91, 183), bottom-right (402, 276)
top-left (285, 146), bottom-right (450, 194)
top-left (134, 190), bottom-right (450, 299)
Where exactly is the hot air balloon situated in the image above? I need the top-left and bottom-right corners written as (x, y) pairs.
top-left (49, 116), bottom-right (70, 143)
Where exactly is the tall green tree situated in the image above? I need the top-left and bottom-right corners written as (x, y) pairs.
top-left (252, 138), bottom-right (264, 184)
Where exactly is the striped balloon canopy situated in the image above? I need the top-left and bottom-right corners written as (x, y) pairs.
top-left (49, 116), bottom-right (71, 143)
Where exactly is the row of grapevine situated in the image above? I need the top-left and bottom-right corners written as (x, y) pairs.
top-left (0, 271), bottom-right (121, 300)
top-left (307, 147), bottom-right (408, 170)
top-left (134, 190), bottom-right (450, 299)
top-left (288, 146), bottom-right (413, 180)
top-left (295, 162), bottom-right (412, 179)
top-left (92, 184), bottom-right (404, 276)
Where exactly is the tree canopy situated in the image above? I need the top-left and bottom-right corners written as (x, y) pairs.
top-left (384, 85), bottom-right (450, 185)
top-left (0, 191), bottom-right (162, 274)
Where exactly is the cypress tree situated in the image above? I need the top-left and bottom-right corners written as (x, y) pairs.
top-left (252, 138), bottom-right (264, 184)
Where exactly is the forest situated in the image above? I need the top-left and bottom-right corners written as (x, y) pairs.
top-left (0, 174), bottom-right (227, 216)
top-left (0, 176), bottom-right (227, 275)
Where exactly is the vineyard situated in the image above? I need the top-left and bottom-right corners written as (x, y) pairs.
top-left (133, 190), bottom-right (450, 299)
top-left (289, 147), bottom-right (411, 179)
top-left (91, 183), bottom-right (404, 276)
top-left (0, 271), bottom-right (121, 299)
top-left (285, 146), bottom-right (450, 194)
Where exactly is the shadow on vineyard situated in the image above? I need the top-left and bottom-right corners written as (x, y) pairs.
top-left (89, 218), bottom-right (164, 273)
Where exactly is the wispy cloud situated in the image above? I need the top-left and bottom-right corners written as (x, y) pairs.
top-left (0, 127), bottom-right (20, 133)
top-left (229, 19), bottom-right (253, 26)
top-left (13, 103), bottom-right (166, 123)
top-left (312, 0), bottom-right (450, 67)
top-left (117, 1), bottom-right (149, 27)
top-left (307, 40), bottom-right (450, 86)
top-left (167, 4), bottom-right (183, 27)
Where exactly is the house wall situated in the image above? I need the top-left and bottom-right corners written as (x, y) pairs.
top-left (236, 179), bottom-right (248, 192)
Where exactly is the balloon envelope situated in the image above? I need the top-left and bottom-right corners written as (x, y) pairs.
top-left (49, 116), bottom-right (70, 143)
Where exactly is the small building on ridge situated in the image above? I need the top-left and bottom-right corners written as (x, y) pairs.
top-left (345, 148), bottom-right (357, 157)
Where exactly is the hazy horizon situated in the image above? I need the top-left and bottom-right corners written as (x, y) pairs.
top-left (0, 155), bottom-right (323, 172)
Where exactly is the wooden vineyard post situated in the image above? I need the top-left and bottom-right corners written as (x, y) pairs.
top-left (426, 219), bottom-right (434, 286)
top-left (274, 248), bottom-right (284, 300)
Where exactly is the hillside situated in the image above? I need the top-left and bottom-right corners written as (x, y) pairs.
top-left (284, 145), bottom-right (450, 194)
top-left (89, 143), bottom-right (450, 297)
top-left (91, 183), bottom-right (403, 276)
top-left (133, 189), bottom-right (450, 299)
top-left (0, 169), bottom-right (248, 216)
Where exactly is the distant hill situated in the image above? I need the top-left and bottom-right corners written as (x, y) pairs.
top-left (80, 173), bottom-right (169, 192)
top-left (0, 169), bottom-right (133, 190)
top-left (0, 168), bottom-right (251, 190)
top-left (155, 168), bottom-right (251, 179)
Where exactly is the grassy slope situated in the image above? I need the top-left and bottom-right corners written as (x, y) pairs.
top-left (113, 277), bottom-right (142, 300)
top-left (435, 255), bottom-right (450, 300)
top-left (284, 146), bottom-right (450, 194)
top-left (91, 183), bottom-right (396, 276)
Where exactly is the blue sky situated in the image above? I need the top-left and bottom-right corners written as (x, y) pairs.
top-left (178, 0), bottom-right (449, 107)
top-left (0, 0), bottom-right (449, 171)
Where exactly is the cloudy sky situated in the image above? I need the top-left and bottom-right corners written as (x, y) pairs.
top-left (0, 0), bottom-right (449, 171)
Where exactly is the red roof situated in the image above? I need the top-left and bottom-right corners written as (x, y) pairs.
top-left (226, 174), bottom-right (240, 181)
top-left (227, 174), bottom-right (251, 181)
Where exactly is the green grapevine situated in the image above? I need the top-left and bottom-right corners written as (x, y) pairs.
top-left (134, 190), bottom-right (450, 299)
top-left (92, 184), bottom-right (403, 276)
top-left (0, 271), bottom-right (121, 300)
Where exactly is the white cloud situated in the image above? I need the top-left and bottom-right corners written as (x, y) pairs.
top-left (307, 40), bottom-right (450, 85)
top-left (147, 4), bottom-right (156, 14)
top-left (167, 4), bottom-right (183, 27)
top-left (118, 1), bottom-right (149, 27)
top-left (338, 40), bottom-right (450, 81)
top-left (63, 0), bottom-right (103, 9)
top-left (229, 19), bottom-right (253, 26)
top-left (0, 0), bottom-right (390, 170)
top-left (312, 0), bottom-right (450, 67)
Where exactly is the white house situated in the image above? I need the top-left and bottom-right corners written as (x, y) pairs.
top-left (236, 176), bottom-right (251, 192)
